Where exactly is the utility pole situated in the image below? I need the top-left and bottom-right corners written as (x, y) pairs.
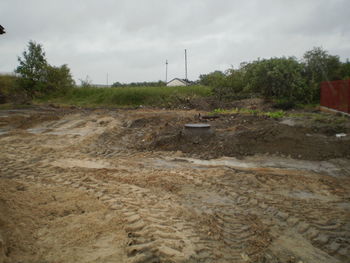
top-left (184, 49), bottom-right (188, 81)
top-left (106, 73), bottom-right (109, 87)
top-left (165, 60), bottom-right (168, 83)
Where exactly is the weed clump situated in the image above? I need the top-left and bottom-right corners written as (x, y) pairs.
top-left (212, 108), bottom-right (286, 119)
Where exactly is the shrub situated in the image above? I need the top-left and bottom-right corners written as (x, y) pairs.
top-left (266, 110), bottom-right (285, 119)
top-left (0, 75), bottom-right (16, 103)
top-left (15, 41), bottom-right (74, 98)
top-left (203, 47), bottom-right (349, 104)
top-left (45, 65), bottom-right (75, 94)
top-left (0, 74), bottom-right (31, 104)
top-left (272, 100), bottom-right (296, 110)
top-left (302, 47), bottom-right (342, 101)
top-left (242, 57), bottom-right (308, 102)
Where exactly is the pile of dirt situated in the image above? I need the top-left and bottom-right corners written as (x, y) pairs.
top-left (141, 114), bottom-right (350, 160)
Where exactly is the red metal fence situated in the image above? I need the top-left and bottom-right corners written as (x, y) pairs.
top-left (320, 80), bottom-right (350, 114)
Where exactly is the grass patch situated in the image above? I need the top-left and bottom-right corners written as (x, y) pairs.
top-left (0, 75), bottom-right (17, 94)
top-left (212, 108), bottom-right (286, 119)
top-left (310, 113), bottom-right (348, 125)
top-left (0, 103), bottom-right (34, 110)
top-left (0, 75), bottom-right (18, 103)
top-left (295, 103), bottom-right (320, 110)
top-left (265, 110), bottom-right (285, 119)
top-left (35, 85), bottom-right (212, 107)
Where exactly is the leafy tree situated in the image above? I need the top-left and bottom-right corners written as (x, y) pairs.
top-left (199, 71), bottom-right (226, 87)
top-left (303, 47), bottom-right (342, 82)
top-left (112, 81), bottom-right (122, 87)
top-left (202, 47), bottom-right (349, 104)
top-left (225, 68), bottom-right (245, 93)
top-left (15, 41), bottom-right (48, 82)
top-left (210, 58), bottom-right (308, 102)
top-left (243, 57), bottom-right (308, 101)
top-left (15, 41), bottom-right (48, 97)
top-left (45, 64), bottom-right (75, 93)
top-left (339, 59), bottom-right (350, 79)
top-left (211, 68), bottom-right (247, 100)
top-left (15, 41), bottom-right (74, 97)
top-left (302, 47), bottom-right (342, 100)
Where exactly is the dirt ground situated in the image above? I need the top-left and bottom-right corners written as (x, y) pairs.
top-left (0, 106), bottom-right (349, 263)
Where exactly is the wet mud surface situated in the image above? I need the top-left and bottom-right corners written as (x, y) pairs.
top-left (0, 107), bottom-right (349, 263)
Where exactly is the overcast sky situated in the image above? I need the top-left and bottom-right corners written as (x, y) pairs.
top-left (1, 0), bottom-right (349, 84)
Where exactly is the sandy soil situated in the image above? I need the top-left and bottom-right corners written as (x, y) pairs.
top-left (0, 107), bottom-right (349, 263)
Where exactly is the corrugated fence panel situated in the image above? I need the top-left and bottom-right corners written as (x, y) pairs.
top-left (320, 80), bottom-right (350, 114)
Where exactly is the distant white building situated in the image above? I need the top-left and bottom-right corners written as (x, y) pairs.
top-left (166, 78), bottom-right (190, 87)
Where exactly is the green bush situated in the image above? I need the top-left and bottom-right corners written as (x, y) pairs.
top-left (15, 41), bottom-right (75, 98)
top-left (0, 74), bottom-right (31, 104)
top-left (0, 75), bottom-right (16, 102)
top-left (302, 47), bottom-right (343, 101)
top-left (202, 47), bottom-right (349, 104)
top-left (272, 100), bottom-right (296, 110)
top-left (266, 110), bottom-right (285, 119)
top-left (212, 108), bottom-right (286, 119)
top-left (199, 71), bottom-right (226, 87)
top-left (243, 57), bottom-right (308, 101)
top-left (45, 65), bottom-right (75, 94)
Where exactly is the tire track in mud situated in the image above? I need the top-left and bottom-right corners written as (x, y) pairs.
top-left (198, 168), bottom-right (350, 262)
top-left (52, 168), bottom-right (268, 263)
top-left (177, 185), bottom-right (272, 262)
top-left (1, 147), bottom-right (349, 262)
top-left (73, 122), bottom-right (270, 262)
top-left (2, 163), bottom-right (201, 263)
top-left (1, 151), bottom-right (271, 263)
top-left (1, 112), bottom-right (349, 263)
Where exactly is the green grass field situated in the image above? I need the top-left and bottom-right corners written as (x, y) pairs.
top-left (35, 85), bottom-right (212, 107)
top-left (0, 75), bottom-right (17, 96)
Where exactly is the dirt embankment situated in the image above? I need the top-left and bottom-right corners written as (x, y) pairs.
top-left (123, 113), bottom-right (350, 160)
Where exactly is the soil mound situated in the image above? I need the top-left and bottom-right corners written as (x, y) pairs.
top-left (146, 114), bottom-right (350, 160)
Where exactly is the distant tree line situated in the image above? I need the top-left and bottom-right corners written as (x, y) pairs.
top-left (199, 47), bottom-right (350, 104)
top-left (4, 42), bottom-right (350, 107)
top-left (112, 81), bottom-right (165, 88)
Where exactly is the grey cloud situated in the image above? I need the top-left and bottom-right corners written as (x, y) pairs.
top-left (1, 0), bottom-right (349, 83)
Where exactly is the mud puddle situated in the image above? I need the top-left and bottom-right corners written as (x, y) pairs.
top-left (0, 128), bottom-right (9, 135)
top-left (281, 190), bottom-right (339, 202)
top-left (27, 127), bottom-right (49, 134)
top-left (51, 158), bottom-right (111, 169)
top-left (151, 155), bottom-right (349, 177)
